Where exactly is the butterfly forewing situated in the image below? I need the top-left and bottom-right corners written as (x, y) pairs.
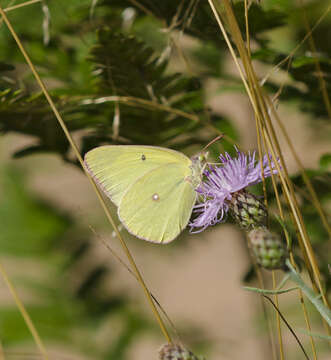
top-left (118, 163), bottom-right (197, 243)
top-left (84, 145), bottom-right (192, 206)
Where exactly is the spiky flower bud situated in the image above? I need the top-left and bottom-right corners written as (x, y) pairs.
top-left (248, 228), bottom-right (288, 270)
top-left (229, 190), bottom-right (268, 230)
top-left (159, 344), bottom-right (205, 360)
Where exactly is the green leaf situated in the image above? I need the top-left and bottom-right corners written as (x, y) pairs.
top-left (0, 168), bottom-right (70, 256)
top-left (292, 55), bottom-right (331, 68)
top-left (0, 62), bottom-right (15, 72)
top-left (286, 260), bottom-right (331, 327)
top-left (190, 42), bottom-right (224, 77)
top-left (319, 153), bottom-right (331, 170)
top-left (243, 286), bottom-right (298, 295)
top-left (297, 328), bottom-right (331, 341)
top-left (89, 28), bottom-right (181, 99)
top-left (234, 2), bottom-right (287, 38)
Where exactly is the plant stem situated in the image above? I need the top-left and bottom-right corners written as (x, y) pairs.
top-left (0, 262), bottom-right (49, 360)
top-left (0, 5), bottom-right (172, 344)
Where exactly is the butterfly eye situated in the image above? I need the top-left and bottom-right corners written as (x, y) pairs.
top-left (141, 154), bottom-right (146, 161)
top-left (152, 193), bottom-right (160, 201)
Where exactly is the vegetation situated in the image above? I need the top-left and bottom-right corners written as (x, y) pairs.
top-left (0, 0), bottom-right (330, 359)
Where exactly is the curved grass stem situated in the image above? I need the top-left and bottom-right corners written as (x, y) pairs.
top-left (4, 0), bottom-right (42, 13)
top-left (0, 5), bottom-right (172, 344)
top-left (208, 0), bottom-right (330, 311)
top-left (0, 262), bottom-right (49, 360)
top-left (207, 0), bottom-right (328, 354)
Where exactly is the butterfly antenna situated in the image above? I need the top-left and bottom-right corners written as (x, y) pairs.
top-left (201, 134), bottom-right (224, 152)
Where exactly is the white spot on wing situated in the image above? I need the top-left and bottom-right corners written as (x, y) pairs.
top-left (152, 193), bottom-right (160, 201)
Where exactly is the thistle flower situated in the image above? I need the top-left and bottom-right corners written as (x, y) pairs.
top-left (159, 343), bottom-right (205, 360)
top-left (190, 148), bottom-right (279, 232)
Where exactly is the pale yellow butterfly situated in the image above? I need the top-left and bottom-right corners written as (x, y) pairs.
top-left (84, 145), bottom-right (205, 244)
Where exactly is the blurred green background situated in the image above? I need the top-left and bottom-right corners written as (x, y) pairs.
top-left (0, 0), bottom-right (330, 359)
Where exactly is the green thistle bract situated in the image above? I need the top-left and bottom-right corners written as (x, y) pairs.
top-left (229, 190), bottom-right (267, 229)
top-left (159, 344), bottom-right (205, 360)
top-left (248, 228), bottom-right (288, 270)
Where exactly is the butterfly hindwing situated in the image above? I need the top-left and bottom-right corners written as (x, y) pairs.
top-left (118, 163), bottom-right (197, 243)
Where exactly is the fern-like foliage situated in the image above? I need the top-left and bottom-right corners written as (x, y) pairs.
top-left (0, 24), bottom-right (231, 159)
top-left (82, 27), bottom-right (211, 149)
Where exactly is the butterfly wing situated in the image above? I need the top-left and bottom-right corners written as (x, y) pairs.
top-left (84, 145), bottom-right (191, 206)
top-left (118, 163), bottom-right (197, 243)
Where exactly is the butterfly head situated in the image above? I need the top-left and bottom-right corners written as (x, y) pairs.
top-left (189, 151), bottom-right (208, 188)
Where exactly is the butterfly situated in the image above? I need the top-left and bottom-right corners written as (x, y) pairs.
top-left (84, 145), bottom-right (205, 244)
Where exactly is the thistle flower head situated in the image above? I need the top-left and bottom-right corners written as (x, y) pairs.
top-left (190, 148), bottom-right (278, 232)
top-left (159, 343), bottom-right (205, 360)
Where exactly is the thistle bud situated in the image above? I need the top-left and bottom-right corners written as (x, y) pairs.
top-left (248, 228), bottom-right (288, 270)
top-left (229, 190), bottom-right (268, 230)
top-left (159, 344), bottom-right (205, 360)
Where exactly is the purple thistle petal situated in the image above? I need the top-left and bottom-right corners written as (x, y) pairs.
top-left (190, 147), bottom-right (280, 232)
top-left (190, 198), bottom-right (228, 233)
